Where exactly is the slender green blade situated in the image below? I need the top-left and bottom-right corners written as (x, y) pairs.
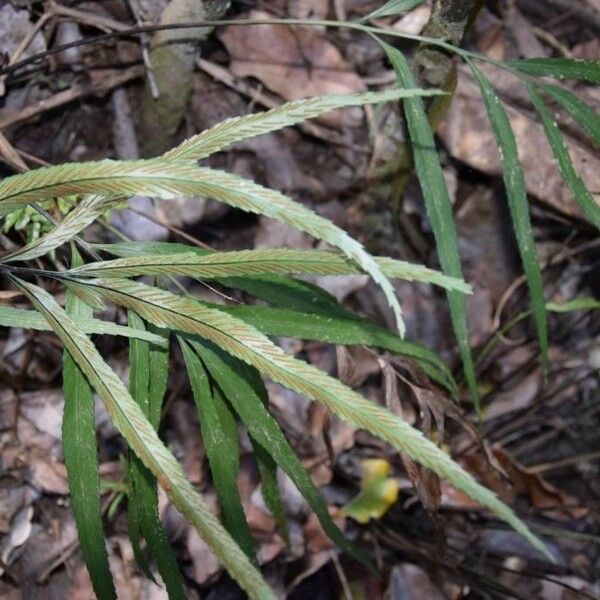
top-left (0, 305), bottom-right (73, 330)
top-left (9, 277), bottom-right (275, 600)
top-left (360, 0), bottom-right (423, 21)
top-left (380, 41), bottom-right (478, 405)
top-left (188, 338), bottom-right (366, 565)
top-left (135, 317), bottom-right (183, 596)
top-left (128, 312), bottom-right (151, 413)
top-left (164, 87), bottom-right (441, 161)
top-left (528, 84), bottom-right (600, 231)
top-left (62, 251), bottom-right (116, 600)
top-left (547, 297), bottom-right (600, 312)
top-left (72, 248), bottom-right (470, 293)
top-left (0, 305), bottom-right (168, 345)
top-left (65, 276), bottom-right (548, 558)
top-left (539, 83), bottom-right (600, 148)
top-left (90, 241), bottom-right (460, 394)
top-left (132, 464), bottom-right (185, 598)
top-left (93, 242), bottom-right (376, 317)
top-left (128, 311), bottom-right (186, 599)
top-left (470, 62), bottom-right (548, 372)
top-left (198, 343), bottom-right (288, 545)
top-left (509, 58), bottom-right (600, 84)
top-left (222, 274), bottom-right (353, 317)
top-left (148, 324), bottom-right (170, 429)
top-left (218, 303), bottom-right (457, 397)
top-left (252, 441), bottom-right (289, 545)
top-left (126, 467), bottom-right (153, 580)
top-left (179, 338), bottom-right (256, 561)
top-left (127, 311), bottom-right (155, 581)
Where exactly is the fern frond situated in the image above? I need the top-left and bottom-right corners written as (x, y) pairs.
top-left (63, 275), bottom-right (548, 559)
top-left (163, 88), bottom-right (441, 161)
top-left (10, 277), bottom-right (276, 600)
top-left (0, 160), bottom-right (406, 335)
top-left (71, 248), bottom-right (471, 293)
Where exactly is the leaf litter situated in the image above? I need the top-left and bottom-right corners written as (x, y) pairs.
top-left (1, 1), bottom-right (599, 598)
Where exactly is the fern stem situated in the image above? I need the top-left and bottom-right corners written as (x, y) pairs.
top-left (0, 263), bottom-right (64, 278)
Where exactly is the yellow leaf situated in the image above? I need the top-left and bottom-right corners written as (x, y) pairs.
top-left (342, 459), bottom-right (400, 524)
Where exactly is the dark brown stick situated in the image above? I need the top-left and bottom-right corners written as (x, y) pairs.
top-left (0, 66), bottom-right (144, 130)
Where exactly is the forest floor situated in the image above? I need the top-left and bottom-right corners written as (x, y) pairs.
top-left (0, 0), bottom-right (599, 598)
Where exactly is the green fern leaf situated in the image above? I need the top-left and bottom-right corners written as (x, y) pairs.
top-left (61, 275), bottom-right (548, 558)
top-left (509, 58), bottom-right (600, 84)
top-left (379, 40), bottom-right (479, 406)
top-left (0, 305), bottom-right (168, 345)
top-left (538, 83), bottom-right (600, 148)
top-left (528, 84), bottom-right (600, 231)
top-left (163, 87), bottom-right (441, 161)
top-left (9, 276), bottom-right (276, 600)
top-left (469, 62), bottom-right (548, 372)
top-left (71, 248), bottom-right (470, 293)
top-left (127, 311), bottom-right (186, 598)
top-left (0, 160), bottom-right (405, 336)
top-left (62, 250), bottom-right (116, 600)
top-left (180, 338), bottom-right (256, 561)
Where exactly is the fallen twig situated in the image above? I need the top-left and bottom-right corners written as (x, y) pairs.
top-left (0, 66), bottom-right (144, 129)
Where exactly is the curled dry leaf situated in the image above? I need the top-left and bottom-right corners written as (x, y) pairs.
top-left (337, 345), bottom-right (381, 388)
top-left (442, 446), bottom-right (588, 521)
top-left (493, 448), bottom-right (588, 521)
top-left (401, 456), bottom-right (441, 514)
top-left (387, 364), bottom-right (442, 513)
top-left (219, 10), bottom-right (366, 128)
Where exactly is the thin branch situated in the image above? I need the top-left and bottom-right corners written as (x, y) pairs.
top-left (0, 18), bottom-right (466, 78)
top-left (0, 66), bottom-right (144, 129)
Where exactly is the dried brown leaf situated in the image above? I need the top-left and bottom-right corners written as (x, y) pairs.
top-left (493, 447), bottom-right (588, 521)
top-left (442, 446), bottom-right (588, 521)
top-left (219, 11), bottom-right (366, 128)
